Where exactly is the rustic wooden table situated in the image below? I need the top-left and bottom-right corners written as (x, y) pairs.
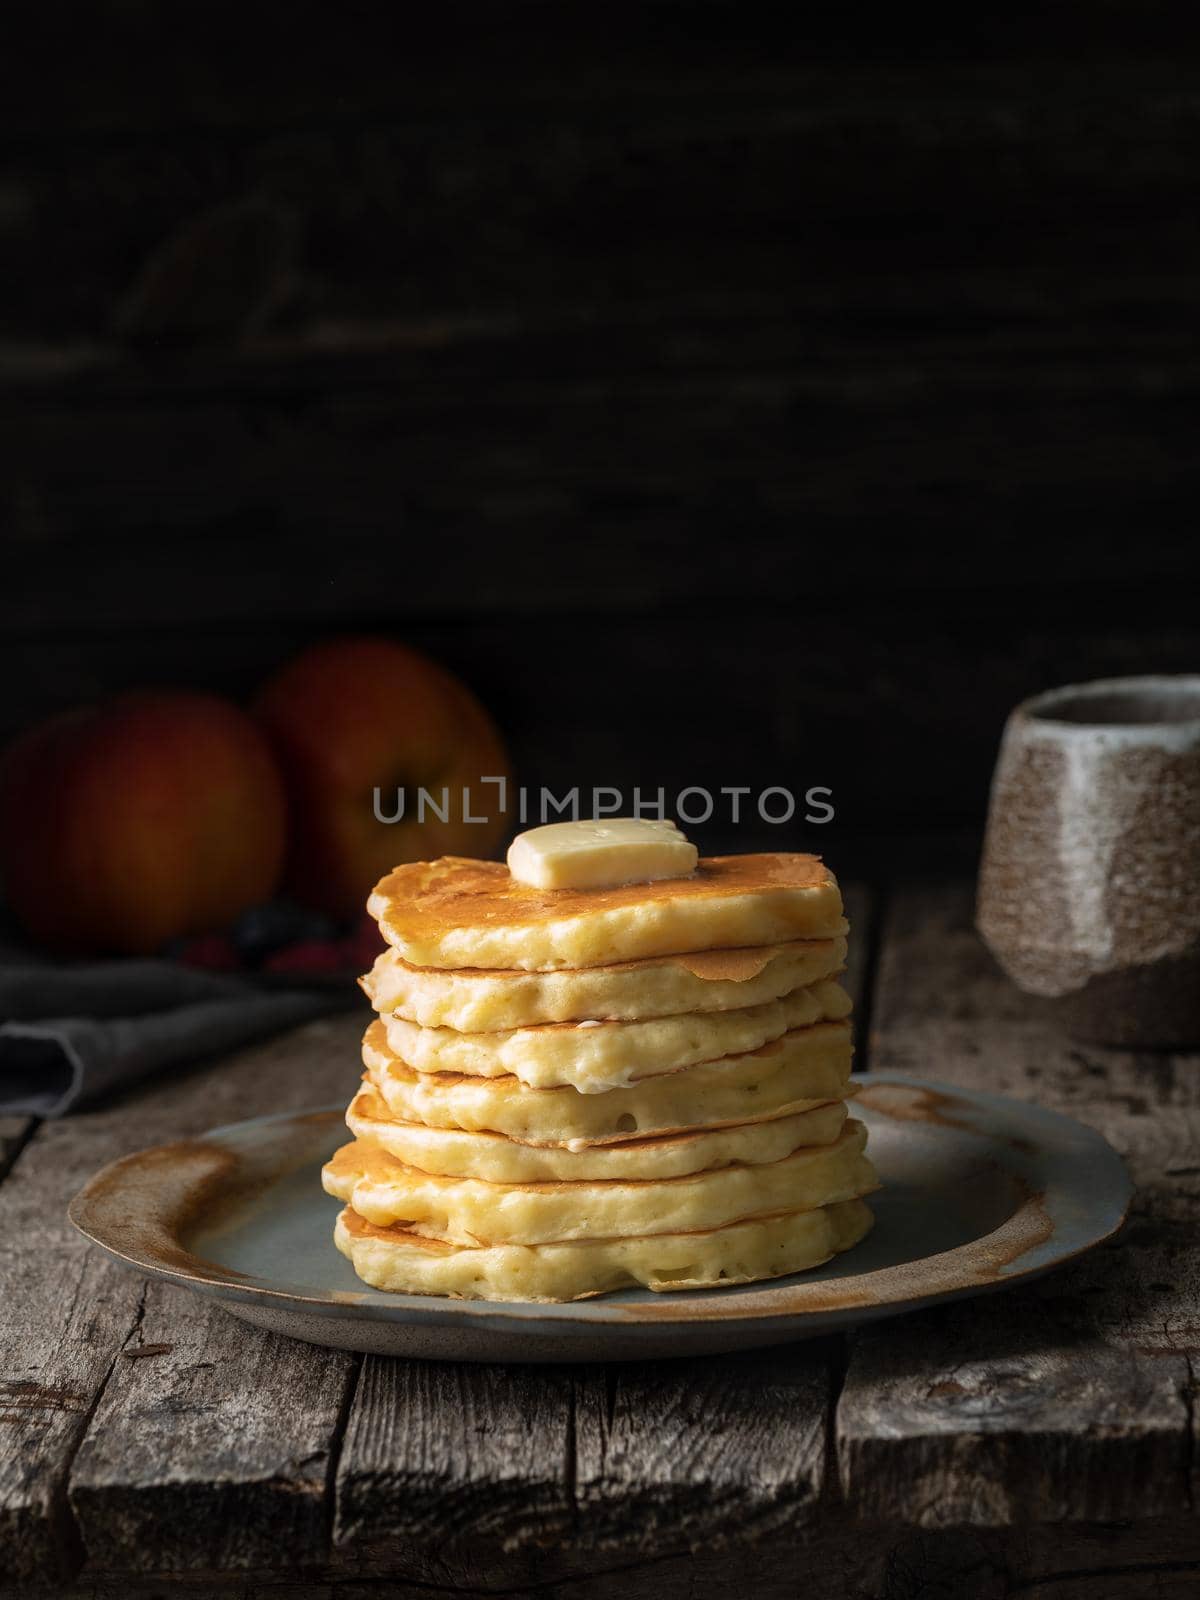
top-left (1, 883), bottom-right (1196, 1599)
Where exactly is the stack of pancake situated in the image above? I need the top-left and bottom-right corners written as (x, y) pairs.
top-left (324, 851), bottom-right (878, 1301)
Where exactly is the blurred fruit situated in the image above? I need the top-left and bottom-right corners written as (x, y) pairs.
top-left (0, 692), bottom-right (286, 955)
top-left (255, 637), bottom-right (511, 918)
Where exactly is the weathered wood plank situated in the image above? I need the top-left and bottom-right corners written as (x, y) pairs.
top-left (0, 1233), bottom-right (136, 1583)
top-left (9, 359), bottom-right (1200, 631)
top-left (9, 28), bottom-right (1200, 341)
top-left (332, 1358), bottom-right (575, 1566)
top-left (13, 1514), bottom-right (1200, 1598)
top-left (68, 1279), bottom-right (355, 1572)
top-left (572, 1343), bottom-right (835, 1552)
top-left (839, 1311), bottom-right (1188, 1527)
top-left (837, 883), bottom-right (1197, 1527)
top-left (0, 1009), bottom-right (365, 1584)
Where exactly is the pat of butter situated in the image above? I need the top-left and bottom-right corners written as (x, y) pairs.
top-left (507, 819), bottom-right (698, 891)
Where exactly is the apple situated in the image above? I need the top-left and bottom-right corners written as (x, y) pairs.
top-left (254, 637), bottom-right (512, 919)
top-left (0, 692), bottom-right (286, 955)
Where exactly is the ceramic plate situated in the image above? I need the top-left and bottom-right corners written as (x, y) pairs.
top-left (68, 1073), bottom-right (1131, 1362)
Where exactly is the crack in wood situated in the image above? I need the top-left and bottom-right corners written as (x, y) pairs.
top-left (1006, 1558), bottom-right (1200, 1595)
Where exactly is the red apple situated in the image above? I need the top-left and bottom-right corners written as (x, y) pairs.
top-left (0, 692), bottom-right (286, 955)
top-left (254, 637), bottom-right (511, 918)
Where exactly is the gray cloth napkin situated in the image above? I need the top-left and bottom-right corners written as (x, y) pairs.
top-left (0, 960), bottom-right (347, 1117)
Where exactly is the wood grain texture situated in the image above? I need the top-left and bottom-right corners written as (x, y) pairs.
top-left (838, 1314), bottom-right (1188, 1528)
top-left (68, 1279), bottom-right (355, 1572)
top-left (8, 13), bottom-right (1200, 338)
top-left (838, 883), bottom-right (1197, 1527)
top-left (13, 1516), bottom-right (1200, 1598)
top-left (4, 19), bottom-right (1197, 798)
top-left (8, 17), bottom-right (1200, 645)
top-left (8, 363), bottom-right (1200, 626)
top-left (332, 1358), bottom-right (575, 1562)
top-left (572, 1344), bottom-right (834, 1552)
top-left (0, 1009), bottom-right (364, 1584)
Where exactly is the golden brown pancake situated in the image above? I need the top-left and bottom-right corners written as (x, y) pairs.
top-left (367, 853), bottom-right (846, 970)
top-left (379, 978), bottom-right (852, 1092)
top-left (361, 935), bottom-right (848, 1030)
top-left (333, 1197), bottom-right (874, 1300)
top-left (361, 1016), bottom-right (855, 1145)
top-left (322, 1120), bottom-right (877, 1245)
top-left (333, 845), bottom-right (872, 1302)
top-left (344, 1078), bottom-right (849, 1182)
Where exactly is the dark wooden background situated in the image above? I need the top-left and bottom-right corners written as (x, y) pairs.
top-left (4, 3), bottom-right (1198, 875)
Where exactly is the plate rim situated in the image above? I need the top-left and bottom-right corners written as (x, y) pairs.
top-left (67, 1072), bottom-right (1132, 1332)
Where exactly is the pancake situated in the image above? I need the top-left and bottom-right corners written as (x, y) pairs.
top-left (322, 1119), bottom-right (876, 1245)
top-left (345, 1079), bottom-right (849, 1182)
top-left (362, 935), bottom-right (848, 1031)
top-left (379, 978), bottom-right (852, 1092)
top-left (367, 853), bottom-right (846, 970)
top-left (362, 1017), bottom-right (855, 1144)
top-left (334, 1197), bottom-right (874, 1300)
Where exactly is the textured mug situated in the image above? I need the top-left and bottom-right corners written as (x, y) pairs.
top-left (976, 675), bottom-right (1200, 1047)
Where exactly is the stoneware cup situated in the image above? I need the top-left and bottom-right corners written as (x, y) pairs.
top-left (976, 674), bottom-right (1200, 1048)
